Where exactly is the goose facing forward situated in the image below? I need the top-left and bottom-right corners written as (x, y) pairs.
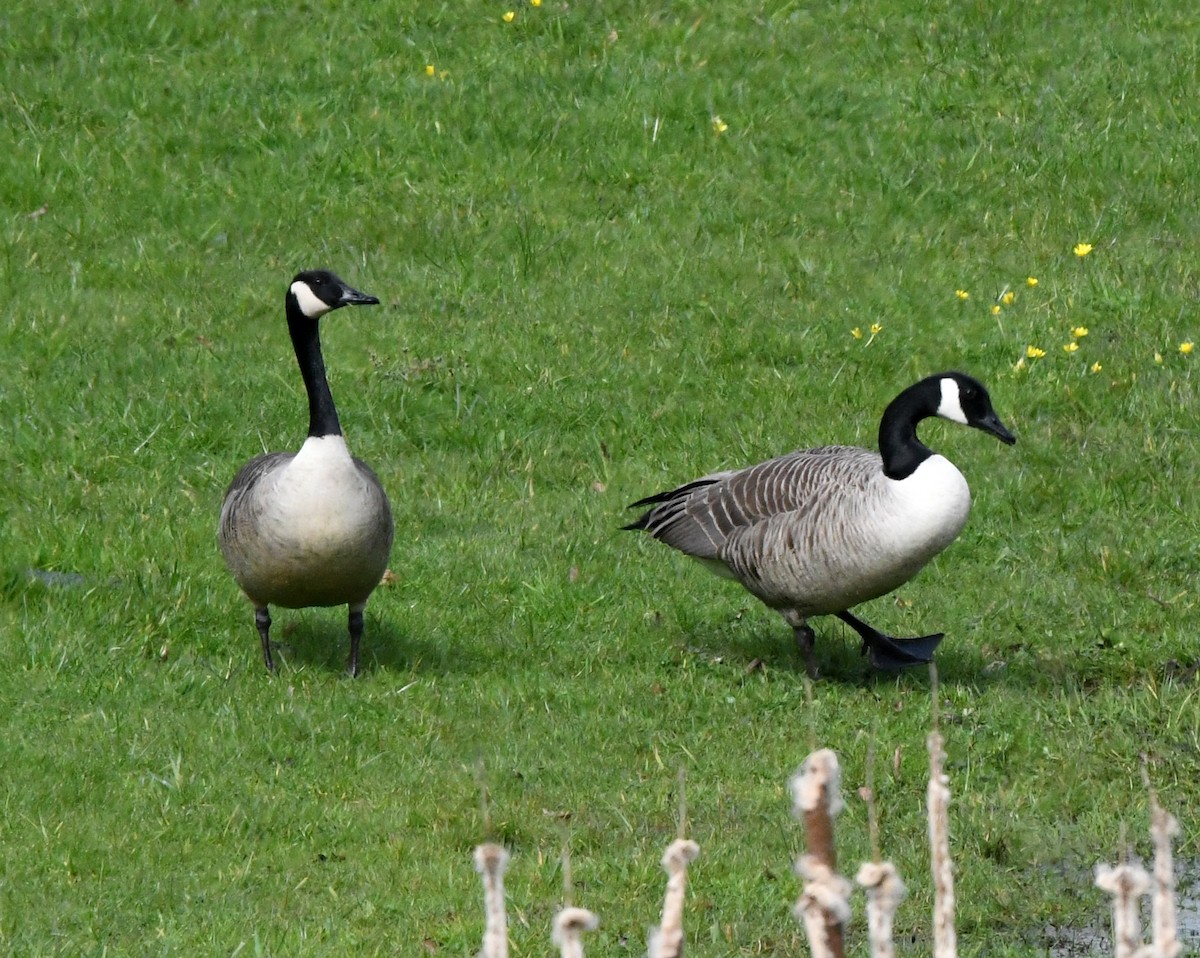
top-left (624, 372), bottom-right (1015, 673)
top-left (219, 270), bottom-right (394, 677)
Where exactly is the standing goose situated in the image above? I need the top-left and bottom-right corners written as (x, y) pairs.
top-left (624, 372), bottom-right (1015, 674)
top-left (219, 269), bottom-right (394, 677)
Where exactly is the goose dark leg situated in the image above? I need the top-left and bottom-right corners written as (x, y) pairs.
top-left (783, 610), bottom-right (820, 678)
top-left (255, 607), bottom-right (275, 673)
top-left (347, 608), bottom-right (364, 678)
top-left (835, 610), bottom-right (943, 670)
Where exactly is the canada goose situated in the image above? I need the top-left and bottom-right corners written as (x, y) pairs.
top-left (219, 269), bottom-right (394, 677)
top-left (624, 373), bottom-right (1015, 674)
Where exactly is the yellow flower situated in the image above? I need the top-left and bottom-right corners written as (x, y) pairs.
top-left (869, 322), bottom-right (883, 335)
top-left (1155, 351), bottom-right (1164, 365)
top-left (425, 63), bottom-right (436, 77)
top-left (531, 0), bottom-right (542, 5)
top-left (711, 116), bottom-right (728, 134)
top-left (1071, 326), bottom-right (1089, 338)
top-left (1026, 345), bottom-right (1046, 359)
top-left (851, 327), bottom-right (863, 340)
top-left (1181, 341), bottom-right (1195, 355)
top-left (1063, 342), bottom-right (1079, 353)
top-left (1001, 291), bottom-right (1016, 305)
top-left (502, 10), bottom-right (515, 21)
top-left (990, 304), bottom-right (1002, 316)
top-left (1074, 242), bottom-right (1094, 257)
top-left (1026, 276), bottom-right (1039, 287)
top-left (955, 289), bottom-right (970, 301)
top-left (1090, 362), bottom-right (1102, 373)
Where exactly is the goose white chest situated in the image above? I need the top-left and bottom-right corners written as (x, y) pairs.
top-left (880, 453), bottom-right (972, 559)
top-left (266, 436), bottom-right (383, 546)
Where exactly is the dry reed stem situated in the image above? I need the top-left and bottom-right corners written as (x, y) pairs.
top-left (1149, 798), bottom-right (1181, 958)
top-left (552, 906), bottom-right (599, 958)
top-left (1095, 861), bottom-right (1152, 958)
top-left (790, 749), bottom-right (849, 958)
top-left (927, 731), bottom-right (957, 958)
top-left (855, 861), bottom-right (906, 958)
top-left (648, 838), bottom-right (700, 958)
top-left (474, 843), bottom-right (510, 958)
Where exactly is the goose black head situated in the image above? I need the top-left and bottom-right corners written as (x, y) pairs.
top-left (288, 269), bottom-right (380, 320)
top-left (934, 372), bottom-right (1016, 445)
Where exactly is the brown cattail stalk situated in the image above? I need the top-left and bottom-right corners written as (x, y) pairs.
top-left (927, 729), bottom-right (957, 958)
top-left (474, 843), bottom-right (510, 958)
top-left (1148, 795), bottom-right (1182, 958)
top-left (855, 861), bottom-right (906, 958)
top-left (790, 749), bottom-right (850, 958)
top-left (552, 907), bottom-right (599, 958)
top-left (648, 838), bottom-right (701, 958)
top-left (1094, 861), bottom-right (1151, 958)
top-left (794, 856), bottom-right (853, 958)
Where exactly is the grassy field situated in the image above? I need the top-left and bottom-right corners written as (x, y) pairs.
top-left (3, 0), bottom-right (1200, 954)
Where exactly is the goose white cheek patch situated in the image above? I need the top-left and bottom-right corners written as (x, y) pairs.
top-left (290, 280), bottom-right (333, 319)
top-left (937, 377), bottom-right (969, 425)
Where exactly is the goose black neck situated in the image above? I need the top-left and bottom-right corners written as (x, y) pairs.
top-left (286, 305), bottom-right (342, 439)
top-left (877, 383), bottom-right (937, 481)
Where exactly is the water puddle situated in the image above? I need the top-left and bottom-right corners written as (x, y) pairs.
top-left (1039, 859), bottom-right (1200, 956)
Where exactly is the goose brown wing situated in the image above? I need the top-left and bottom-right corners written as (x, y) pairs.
top-left (218, 451), bottom-right (295, 546)
top-left (625, 446), bottom-right (879, 560)
top-left (352, 456), bottom-right (396, 550)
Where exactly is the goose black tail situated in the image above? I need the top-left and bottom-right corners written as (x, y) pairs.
top-left (622, 478), bottom-right (720, 532)
top-left (622, 510), bottom-right (652, 532)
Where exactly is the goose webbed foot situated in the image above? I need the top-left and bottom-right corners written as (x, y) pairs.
top-left (347, 608), bottom-right (364, 678)
top-left (835, 610), bottom-right (943, 671)
top-left (255, 607), bottom-right (276, 673)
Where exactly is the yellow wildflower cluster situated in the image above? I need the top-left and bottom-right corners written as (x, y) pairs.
top-left (849, 323), bottom-right (884, 343)
top-left (1150, 343), bottom-right (1193, 363)
top-left (960, 282), bottom-right (1025, 318)
top-left (1024, 324), bottom-right (1097, 368)
top-left (503, 1), bottom-right (542, 24)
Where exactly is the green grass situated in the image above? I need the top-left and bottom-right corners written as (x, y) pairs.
top-left (3, 0), bottom-right (1200, 954)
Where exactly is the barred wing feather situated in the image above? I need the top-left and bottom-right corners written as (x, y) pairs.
top-left (627, 446), bottom-right (880, 562)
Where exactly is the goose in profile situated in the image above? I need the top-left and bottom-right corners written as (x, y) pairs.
top-left (219, 269), bottom-right (394, 677)
top-left (624, 372), bottom-right (1015, 674)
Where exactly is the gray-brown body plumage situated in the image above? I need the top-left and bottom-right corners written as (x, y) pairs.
top-left (629, 445), bottom-right (969, 617)
top-left (219, 439), bottom-right (393, 611)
